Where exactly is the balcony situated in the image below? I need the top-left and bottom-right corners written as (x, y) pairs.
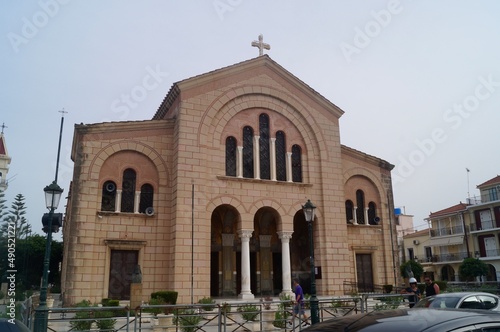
top-left (427, 252), bottom-right (470, 263)
top-left (476, 249), bottom-right (500, 258)
top-left (430, 225), bottom-right (464, 237)
top-left (469, 222), bottom-right (500, 232)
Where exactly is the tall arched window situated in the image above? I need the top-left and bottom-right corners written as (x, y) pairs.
top-left (139, 183), bottom-right (154, 213)
top-left (101, 181), bottom-right (117, 211)
top-left (368, 202), bottom-right (377, 225)
top-left (243, 126), bottom-right (254, 178)
top-left (259, 114), bottom-right (270, 180)
top-left (356, 190), bottom-right (365, 224)
top-left (291, 144), bottom-right (302, 183)
top-left (345, 200), bottom-right (354, 223)
top-left (225, 136), bottom-right (237, 177)
top-left (121, 168), bottom-right (136, 213)
top-left (275, 131), bottom-right (286, 181)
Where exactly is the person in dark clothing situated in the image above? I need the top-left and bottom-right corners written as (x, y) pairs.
top-left (424, 277), bottom-right (440, 296)
top-left (401, 277), bottom-right (421, 308)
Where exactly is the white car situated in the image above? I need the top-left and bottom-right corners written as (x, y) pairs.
top-left (414, 292), bottom-right (500, 311)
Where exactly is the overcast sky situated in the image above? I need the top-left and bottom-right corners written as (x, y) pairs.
top-left (2, 0), bottom-right (500, 238)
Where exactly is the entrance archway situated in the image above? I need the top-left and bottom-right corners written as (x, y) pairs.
top-left (210, 205), bottom-right (240, 297)
top-left (290, 210), bottom-right (311, 294)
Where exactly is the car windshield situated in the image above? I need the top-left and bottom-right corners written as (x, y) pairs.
top-left (415, 296), bottom-right (461, 308)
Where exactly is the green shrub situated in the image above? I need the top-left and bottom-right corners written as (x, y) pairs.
top-left (95, 310), bottom-right (116, 331)
top-left (174, 309), bottom-right (202, 332)
top-left (373, 296), bottom-right (403, 311)
top-left (144, 298), bottom-right (164, 316)
top-left (198, 296), bottom-right (216, 311)
top-left (273, 294), bottom-right (292, 328)
top-left (237, 304), bottom-right (259, 321)
top-left (151, 291), bottom-right (178, 305)
top-left (220, 302), bottom-right (231, 315)
top-left (435, 280), bottom-right (447, 292)
top-left (70, 300), bottom-right (94, 331)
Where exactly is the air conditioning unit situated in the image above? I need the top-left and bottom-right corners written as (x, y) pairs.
top-left (145, 207), bottom-right (155, 216)
top-left (413, 240), bottom-right (420, 245)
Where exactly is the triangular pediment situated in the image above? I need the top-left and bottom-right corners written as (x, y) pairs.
top-left (154, 55), bottom-right (344, 119)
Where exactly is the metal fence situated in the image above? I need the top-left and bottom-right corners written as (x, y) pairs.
top-left (21, 296), bottom-right (373, 332)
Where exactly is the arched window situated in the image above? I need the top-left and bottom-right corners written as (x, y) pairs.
top-left (243, 126), bottom-right (254, 178)
top-left (101, 181), bottom-right (117, 211)
top-left (225, 136), bottom-right (237, 177)
top-left (121, 168), bottom-right (136, 213)
top-left (291, 144), bottom-right (302, 183)
top-left (139, 183), bottom-right (154, 213)
top-left (259, 114), bottom-right (270, 180)
top-left (368, 202), bottom-right (377, 225)
top-left (275, 131), bottom-right (286, 181)
top-left (356, 190), bottom-right (365, 224)
top-left (345, 200), bottom-right (354, 223)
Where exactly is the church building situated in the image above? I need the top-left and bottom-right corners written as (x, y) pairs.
top-left (61, 54), bottom-right (398, 305)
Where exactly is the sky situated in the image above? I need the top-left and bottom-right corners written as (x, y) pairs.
top-left (1, 0), bottom-right (500, 239)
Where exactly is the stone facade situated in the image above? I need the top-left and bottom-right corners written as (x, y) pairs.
top-left (61, 56), bottom-right (399, 305)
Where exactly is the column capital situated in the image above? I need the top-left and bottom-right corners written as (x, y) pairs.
top-left (238, 229), bottom-right (253, 240)
top-left (277, 231), bottom-right (293, 241)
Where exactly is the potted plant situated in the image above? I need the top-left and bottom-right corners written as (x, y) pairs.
top-left (238, 304), bottom-right (260, 331)
top-left (174, 308), bottom-right (202, 332)
top-left (198, 296), bottom-right (216, 320)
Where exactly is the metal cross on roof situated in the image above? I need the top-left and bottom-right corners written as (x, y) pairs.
top-left (251, 34), bottom-right (270, 56)
top-left (0, 123), bottom-right (6, 134)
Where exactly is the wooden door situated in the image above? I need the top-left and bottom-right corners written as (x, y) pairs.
top-left (108, 250), bottom-right (138, 300)
top-left (356, 254), bottom-right (374, 292)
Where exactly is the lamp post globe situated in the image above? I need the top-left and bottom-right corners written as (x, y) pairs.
top-left (34, 181), bottom-right (63, 332)
top-left (302, 199), bottom-right (319, 325)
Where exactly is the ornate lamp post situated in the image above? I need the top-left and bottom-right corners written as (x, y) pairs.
top-left (302, 199), bottom-right (319, 325)
top-left (34, 181), bottom-right (63, 332)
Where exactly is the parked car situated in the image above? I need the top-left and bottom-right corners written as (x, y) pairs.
top-left (0, 318), bottom-right (31, 332)
top-left (303, 308), bottom-right (500, 331)
top-left (414, 292), bottom-right (500, 311)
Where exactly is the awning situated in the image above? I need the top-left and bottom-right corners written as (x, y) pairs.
top-left (429, 235), bottom-right (464, 246)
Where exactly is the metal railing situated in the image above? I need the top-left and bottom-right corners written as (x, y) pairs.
top-left (23, 297), bottom-right (367, 332)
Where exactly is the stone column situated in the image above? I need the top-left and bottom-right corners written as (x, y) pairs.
top-left (222, 234), bottom-right (235, 296)
top-left (364, 207), bottom-right (369, 225)
top-left (353, 207), bottom-right (358, 225)
top-left (254, 136), bottom-right (260, 179)
top-left (270, 138), bottom-right (276, 181)
top-left (237, 146), bottom-right (243, 178)
top-left (278, 231), bottom-right (293, 296)
top-left (286, 152), bottom-right (292, 182)
top-left (238, 230), bottom-right (254, 299)
top-left (115, 190), bottom-right (122, 212)
top-left (134, 191), bottom-right (141, 213)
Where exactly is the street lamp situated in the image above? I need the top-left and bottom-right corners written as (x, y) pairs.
top-left (34, 181), bottom-right (63, 332)
top-left (302, 199), bottom-right (319, 325)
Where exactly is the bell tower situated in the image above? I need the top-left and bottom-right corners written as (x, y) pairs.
top-left (0, 123), bottom-right (11, 191)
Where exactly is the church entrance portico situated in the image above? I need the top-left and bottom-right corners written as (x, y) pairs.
top-left (210, 204), bottom-right (288, 298)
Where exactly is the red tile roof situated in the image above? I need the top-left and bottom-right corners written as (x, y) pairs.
top-left (477, 175), bottom-right (500, 188)
top-left (428, 202), bottom-right (469, 219)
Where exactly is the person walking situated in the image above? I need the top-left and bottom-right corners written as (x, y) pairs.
top-left (289, 278), bottom-right (310, 326)
top-left (424, 276), bottom-right (440, 296)
top-left (400, 277), bottom-right (421, 308)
